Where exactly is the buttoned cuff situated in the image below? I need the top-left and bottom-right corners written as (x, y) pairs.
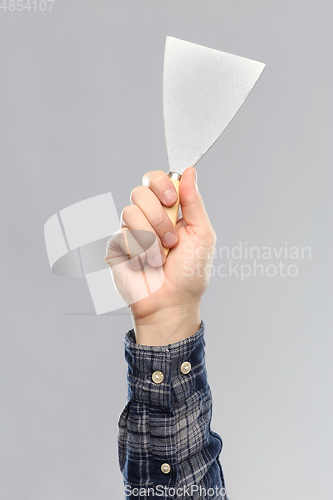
top-left (124, 320), bottom-right (208, 410)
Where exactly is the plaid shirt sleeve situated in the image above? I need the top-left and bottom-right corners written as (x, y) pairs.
top-left (118, 320), bottom-right (228, 500)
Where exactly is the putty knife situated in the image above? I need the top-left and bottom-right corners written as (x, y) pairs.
top-left (162, 36), bottom-right (265, 254)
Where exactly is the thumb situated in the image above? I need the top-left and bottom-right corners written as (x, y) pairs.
top-left (179, 167), bottom-right (211, 229)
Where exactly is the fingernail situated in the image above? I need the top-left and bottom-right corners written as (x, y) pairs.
top-left (162, 231), bottom-right (178, 247)
top-left (151, 253), bottom-right (164, 267)
top-left (163, 188), bottom-right (177, 205)
top-left (193, 168), bottom-right (197, 184)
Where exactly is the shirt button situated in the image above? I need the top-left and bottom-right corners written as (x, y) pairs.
top-left (161, 463), bottom-right (171, 474)
top-left (180, 361), bottom-right (191, 375)
top-left (152, 371), bottom-right (164, 384)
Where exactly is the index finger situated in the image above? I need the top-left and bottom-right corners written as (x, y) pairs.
top-left (142, 170), bottom-right (178, 207)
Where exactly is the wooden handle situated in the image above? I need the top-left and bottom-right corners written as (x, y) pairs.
top-left (162, 178), bottom-right (180, 257)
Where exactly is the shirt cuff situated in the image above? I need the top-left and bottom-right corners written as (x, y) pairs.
top-left (124, 320), bottom-right (208, 410)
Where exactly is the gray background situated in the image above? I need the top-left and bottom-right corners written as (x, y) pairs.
top-left (0, 1), bottom-right (332, 499)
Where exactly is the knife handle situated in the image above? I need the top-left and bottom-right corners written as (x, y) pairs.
top-left (162, 172), bottom-right (182, 257)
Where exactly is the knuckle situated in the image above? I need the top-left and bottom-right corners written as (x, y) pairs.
top-left (151, 213), bottom-right (167, 230)
top-left (153, 174), bottom-right (169, 190)
top-left (153, 171), bottom-right (169, 186)
top-left (105, 235), bottom-right (115, 251)
top-left (104, 236), bottom-right (116, 264)
top-left (121, 204), bottom-right (137, 222)
top-left (142, 171), bottom-right (156, 186)
top-left (142, 170), bottom-right (169, 188)
top-left (130, 185), bottom-right (147, 203)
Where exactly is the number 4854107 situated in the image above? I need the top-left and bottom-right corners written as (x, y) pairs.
top-left (1, 0), bottom-right (55, 11)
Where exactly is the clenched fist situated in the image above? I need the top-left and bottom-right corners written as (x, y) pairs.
top-left (104, 167), bottom-right (216, 346)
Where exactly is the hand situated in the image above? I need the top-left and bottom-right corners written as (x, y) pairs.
top-left (104, 167), bottom-right (216, 345)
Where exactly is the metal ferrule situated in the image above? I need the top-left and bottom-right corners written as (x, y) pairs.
top-left (168, 171), bottom-right (182, 181)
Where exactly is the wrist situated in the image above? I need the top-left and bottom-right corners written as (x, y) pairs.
top-left (133, 304), bottom-right (201, 346)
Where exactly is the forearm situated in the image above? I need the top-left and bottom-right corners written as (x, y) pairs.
top-left (118, 321), bottom-right (228, 499)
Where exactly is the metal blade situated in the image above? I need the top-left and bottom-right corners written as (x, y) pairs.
top-left (163, 36), bottom-right (266, 174)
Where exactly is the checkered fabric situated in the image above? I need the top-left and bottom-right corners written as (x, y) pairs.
top-left (118, 321), bottom-right (228, 500)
